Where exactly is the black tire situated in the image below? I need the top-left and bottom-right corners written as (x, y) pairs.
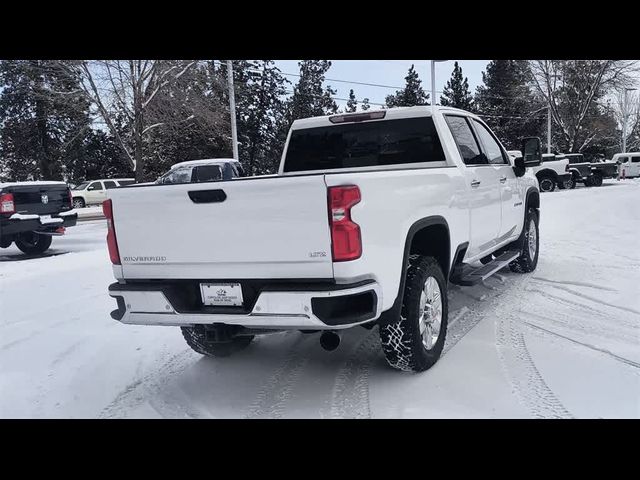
top-left (538, 176), bottom-right (555, 192)
top-left (72, 197), bottom-right (85, 209)
top-left (591, 173), bottom-right (603, 187)
top-left (584, 176), bottom-right (594, 187)
top-left (568, 175), bottom-right (577, 189)
top-left (14, 232), bottom-right (52, 255)
top-left (379, 255), bottom-right (448, 373)
top-left (509, 208), bottom-right (539, 274)
top-left (181, 326), bottom-right (254, 358)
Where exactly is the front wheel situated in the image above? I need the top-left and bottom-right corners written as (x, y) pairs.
top-left (181, 326), bottom-right (254, 357)
top-left (379, 255), bottom-right (448, 373)
top-left (72, 197), bottom-right (85, 209)
top-left (591, 173), bottom-right (603, 187)
top-left (509, 208), bottom-right (539, 273)
top-left (14, 232), bottom-right (52, 255)
top-left (538, 177), bottom-right (555, 192)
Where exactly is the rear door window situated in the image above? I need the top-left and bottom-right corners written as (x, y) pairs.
top-left (472, 120), bottom-right (508, 165)
top-left (444, 115), bottom-right (485, 165)
top-left (192, 165), bottom-right (223, 183)
top-left (283, 117), bottom-right (446, 172)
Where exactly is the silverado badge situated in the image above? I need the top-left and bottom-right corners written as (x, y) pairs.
top-left (41, 194), bottom-right (49, 204)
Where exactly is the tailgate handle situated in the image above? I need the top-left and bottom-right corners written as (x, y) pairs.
top-left (188, 189), bottom-right (227, 203)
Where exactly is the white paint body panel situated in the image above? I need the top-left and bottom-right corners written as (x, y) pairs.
top-left (109, 175), bottom-right (334, 280)
top-left (108, 106), bottom-right (538, 320)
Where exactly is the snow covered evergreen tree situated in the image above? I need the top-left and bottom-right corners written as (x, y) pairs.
top-left (474, 60), bottom-right (545, 150)
top-left (361, 98), bottom-right (371, 111)
top-left (385, 65), bottom-right (430, 107)
top-left (346, 89), bottom-right (357, 112)
top-left (440, 61), bottom-right (473, 110)
top-left (0, 60), bottom-right (91, 181)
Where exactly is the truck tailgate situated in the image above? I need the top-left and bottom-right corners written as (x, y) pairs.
top-left (109, 175), bottom-right (334, 280)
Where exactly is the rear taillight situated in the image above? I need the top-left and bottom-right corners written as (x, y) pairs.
top-left (102, 199), bottom-right (121, 265)
top-left (328, 185), bottom-right (362, 262)
top-left (0, 193), bottom-right (15, 214)
top-left (67, 188), bottom-right (73, 208)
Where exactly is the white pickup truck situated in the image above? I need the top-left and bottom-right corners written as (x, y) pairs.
top-left (105, 106), bottom-right (543, 373)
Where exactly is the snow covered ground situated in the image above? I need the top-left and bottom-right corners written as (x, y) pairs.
top-left (1, 179), bottom-right (639, 418)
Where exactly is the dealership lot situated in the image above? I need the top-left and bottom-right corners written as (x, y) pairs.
top-left (1, 179), bottom-right (638, 418)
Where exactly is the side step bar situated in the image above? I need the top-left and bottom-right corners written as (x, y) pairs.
top-left (449, 250), bottom-right (520, 286)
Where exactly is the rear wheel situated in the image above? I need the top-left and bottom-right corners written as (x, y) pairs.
top-left (379, 255), bottom-right (448, 373)
top-left (14, 232), bottom-right (52, 255)
top-left (181, 326), bottom-right (254, 357)
top-left (538, 176), bottom-right (555, 192)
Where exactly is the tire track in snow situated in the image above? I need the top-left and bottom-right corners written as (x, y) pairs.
top-left (99, 349), bottom-right (197, 419)
top-left (328, 330), bottom-right (379, 419)
top-left (523, 321), bottom-right (640, 370)
top-left (243, 333), bottom-right (312, 419)
top-left (542, 282), bottom-right (640, 316)
top-left (494, 276), bottom-right (573, 419)
top-left (532, 276), bottom-right (617, 292)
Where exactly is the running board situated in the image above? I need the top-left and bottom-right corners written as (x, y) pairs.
top-left (449, 250), bottom-right (520, 286)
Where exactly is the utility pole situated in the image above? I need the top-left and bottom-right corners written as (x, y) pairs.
top-left (622, 87), bottom-right (637, 153)
top-left (430, 60), bottom-right (447, 111)
top-left (226, 60), bottom-right (239, 161)
top-left (547, 106), bottom-right (552, 155)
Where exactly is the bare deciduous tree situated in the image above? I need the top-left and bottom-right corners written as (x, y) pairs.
top-left (69, 60), bottom-right (200, 181)
top-left (529, 60), bottom-right (639, 153)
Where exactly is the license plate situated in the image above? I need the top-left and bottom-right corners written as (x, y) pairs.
top-left (200, 283), bottom-right (244, 307)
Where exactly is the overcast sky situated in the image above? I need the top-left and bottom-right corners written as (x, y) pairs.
top-left (274, 60), bottom-right (490, 109)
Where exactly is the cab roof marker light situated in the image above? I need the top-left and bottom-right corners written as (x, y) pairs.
top-left (329, 111), bottom-right (386, 124)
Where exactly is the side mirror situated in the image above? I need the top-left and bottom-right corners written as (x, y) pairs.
top-left (521, 137), bottom-right (542, 167)
top-left (513, 156), bottom-right (526, 177)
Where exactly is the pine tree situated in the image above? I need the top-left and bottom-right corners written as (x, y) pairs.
top-left (385, 65), bottom-right (430, 107)
top-left (273, 60), bottom-right (339, 168)
top-left (474, 60), bottom-right (545, 150)
top-left (346, 89), bottom-right (357, 112)
top-left (361, 98), bottom-right (371, 111)
top-left (233, 60), bottom-right (289, 175)
top-left (0, 60), bottom-right (92, 181)
top-left (440, 61), bottom-right (473, 110)
top-left (288, 60), bottom-right (338, 120)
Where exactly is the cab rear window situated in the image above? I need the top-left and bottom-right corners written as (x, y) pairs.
top-left (283, 117), bottom-right (446, 172)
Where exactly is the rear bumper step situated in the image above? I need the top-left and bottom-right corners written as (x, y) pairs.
top-left (108, 280), bottom-right (381, 330)
top-left (450, 250), bottom-right (520, 286)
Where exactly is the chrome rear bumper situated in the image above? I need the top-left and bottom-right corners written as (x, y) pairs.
top-left (108, 281), bottom-right (381, 330)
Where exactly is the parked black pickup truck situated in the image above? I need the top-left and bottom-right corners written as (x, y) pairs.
top-left (0, 181), bottom-right (77, 255)
top-left (559, 153), bottom-right (619, 187)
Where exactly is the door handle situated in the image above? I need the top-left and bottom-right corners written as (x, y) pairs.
top-left (470, 180), bottom-right (481, 188)
top-left (188, 189), bottom-right (227, 203)
top-left (500, 176), bottom-right (507, 183)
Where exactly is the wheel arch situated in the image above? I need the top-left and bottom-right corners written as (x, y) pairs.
top-left (535, 168), bottom-right (558, 180)
top-left (378, 216), bottom-right (451, 326)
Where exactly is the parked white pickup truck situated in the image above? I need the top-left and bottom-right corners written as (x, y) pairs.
top-left (104, 107), bottom-right (543, 372)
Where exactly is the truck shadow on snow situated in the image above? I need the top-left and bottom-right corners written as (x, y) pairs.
top-left (0, 250), bottom-right (71, 262)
